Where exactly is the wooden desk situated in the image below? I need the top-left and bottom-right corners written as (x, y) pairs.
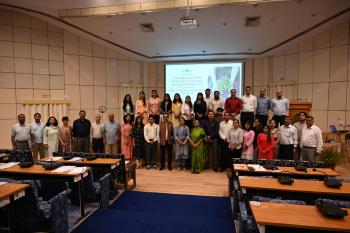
top-left (239, 176), bottom-right (350, 196)
top-left (41, 157), bottom-right (127, 190)
top-left (0, 183), bottom-right (29, 233)
top-left (250, 201), bottom-right (350, 233)
top-left (0, 183), bottom-right (28, 206)
top-left (233, 164), bottom-right (338, 177)
top-left (0, 165), bottom-right (90, 222)
top-left (53, 157), bottom-right (123, 191)
top-left (42, 158), bottom-right (120, 169)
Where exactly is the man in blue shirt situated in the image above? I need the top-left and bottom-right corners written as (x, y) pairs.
top-left (30, 113), bottom-right (45, 161)
top-left (103, 113), bottom-right (121, 154)
top-left (271, 90), bottom-right (289, 128)
top-left (255, 88), bottom-right (271, 128)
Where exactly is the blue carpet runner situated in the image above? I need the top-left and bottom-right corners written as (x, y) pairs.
top-left (73, 191), bottom-right (235, 233)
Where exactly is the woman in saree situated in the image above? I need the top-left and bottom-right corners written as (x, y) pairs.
top-left (189, 119), bottom-right (206, 174)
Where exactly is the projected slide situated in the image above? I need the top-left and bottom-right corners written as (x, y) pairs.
top-left (165, 63), bottom-right (243, 102)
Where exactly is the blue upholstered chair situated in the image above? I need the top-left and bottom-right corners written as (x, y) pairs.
top-left (0, 178), bottom-right (70, 233)
top-left (70, 171), bottom-right (112, 208)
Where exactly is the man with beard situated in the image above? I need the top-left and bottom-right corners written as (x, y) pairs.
top-left (212, 91), bottom-right (225, 115)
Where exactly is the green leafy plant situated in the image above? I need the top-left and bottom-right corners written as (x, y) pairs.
top-left (291, 114), bottom-right (299, 124)
top-left (319, 148), bottom-right (347, 167)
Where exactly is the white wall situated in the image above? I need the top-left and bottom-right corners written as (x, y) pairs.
top-left (0, 9), bottom-right (162, 148)
top-left (245, 19), bottom-right (350, 132)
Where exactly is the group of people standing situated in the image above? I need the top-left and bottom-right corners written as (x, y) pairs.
top-left (10, 86), bottom-right (323, 174)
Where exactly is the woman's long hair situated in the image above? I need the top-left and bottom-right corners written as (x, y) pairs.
top-left (185, 95), bottom-right (192, 110)
top-left (123, 94), bottom-right (134, 113)
top-left (46, 116), bottom-right (58, 127)
top-left (195, 92), bottom-right (206, 108)
top-left (134, 115), bottom-right (144, 127)
top-left (264, 126), bottom-right (272, 143)
top-left (139, 91), bottom-right (146, 106)
top-left (173, 93), bottom-right (183, 104)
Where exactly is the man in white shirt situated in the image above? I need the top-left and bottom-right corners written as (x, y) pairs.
top-left (144, 115), bottom-right (159, 169)
top-left (241, 86), bottom-right (257, 128)
top-left (271, 90), bottom-right (289, 128)
top-left (90, 113), bottom-right (104, 153)
top-left (11, 114), bottom-right (31, 151)
top-left (278, 116), bottom-right (298, 160)
top-left (218, 112), bottom-right (233, 170)
top-left (204, 88), bottom-right (213, 116)
top-left (212, 91), bottom-right (225, 114)
top-left (30, 113), bottom-right (45, 161)
top-left (104, 113), bottom-right (121, 154)
top-left (300, 116), bottom-right (323, 161)
top-left (293, 112), bottom-right (307, 160)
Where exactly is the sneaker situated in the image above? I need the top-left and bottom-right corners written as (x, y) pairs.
top-left (159, 167), bottom-right (164, 171)
top-left (146, 165), bottom-right (151, 169)
top-left (153, 165), bottom-right (157, 169)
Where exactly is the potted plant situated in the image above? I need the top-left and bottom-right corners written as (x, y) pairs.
top-left (319, 148), bottom-right (347, 170)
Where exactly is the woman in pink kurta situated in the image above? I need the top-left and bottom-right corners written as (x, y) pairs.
top-left (136, 91), bottom-right (148, 125)
top-left (59, 116), bottom-right (73, 152)
top-left (242, 121), bottom-right (255, 160)
top-left (121, 114), bottom-right (133, 160)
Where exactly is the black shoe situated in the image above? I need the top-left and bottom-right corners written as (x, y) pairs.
top-left (159, 167), bottom-right (165, 171)
top-left (168, 167), bottom-right (172, 171)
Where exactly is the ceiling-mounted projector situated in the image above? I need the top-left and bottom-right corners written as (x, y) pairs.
top-left (180, 16), bottom-right (198, 29)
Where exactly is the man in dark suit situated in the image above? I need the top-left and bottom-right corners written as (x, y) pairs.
top-left (159, 113), bottom-right (174, 170)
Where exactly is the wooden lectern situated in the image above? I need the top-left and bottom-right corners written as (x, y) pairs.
top-left (289, 102), bottom-right (312, 117)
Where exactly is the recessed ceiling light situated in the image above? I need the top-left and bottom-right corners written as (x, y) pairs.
top-left (222, 22), bottom-right (227, 26)
top-left (156, 52), bottom-right (160, 55)
top-left (248, 48), bottom-right (252, 51)
top-left (128, 28), bottom-right (133, 32)
top-left (168, 26), bottom-right (172, 30)
top-left (109, 31), bottom-right (113, 35)
top-left (312, 13), bottom-right (317, 17)
top-left (118, 12), bottom-right (124, 15)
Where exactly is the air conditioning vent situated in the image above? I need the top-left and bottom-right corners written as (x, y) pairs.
top-left (245, 16), bottom-right (260, 27)
top-left (140, 23), bottom-right (154, 32)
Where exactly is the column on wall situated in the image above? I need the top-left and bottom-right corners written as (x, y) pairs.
top-left (20, 100), bottom-right (70, 124)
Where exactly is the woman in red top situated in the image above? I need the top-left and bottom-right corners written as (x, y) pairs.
top-left (257, 126), bottom-right (275, 160)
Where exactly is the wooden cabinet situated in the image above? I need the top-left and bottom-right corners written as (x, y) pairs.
top-left (289, 101), bottom-right (312, 117)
